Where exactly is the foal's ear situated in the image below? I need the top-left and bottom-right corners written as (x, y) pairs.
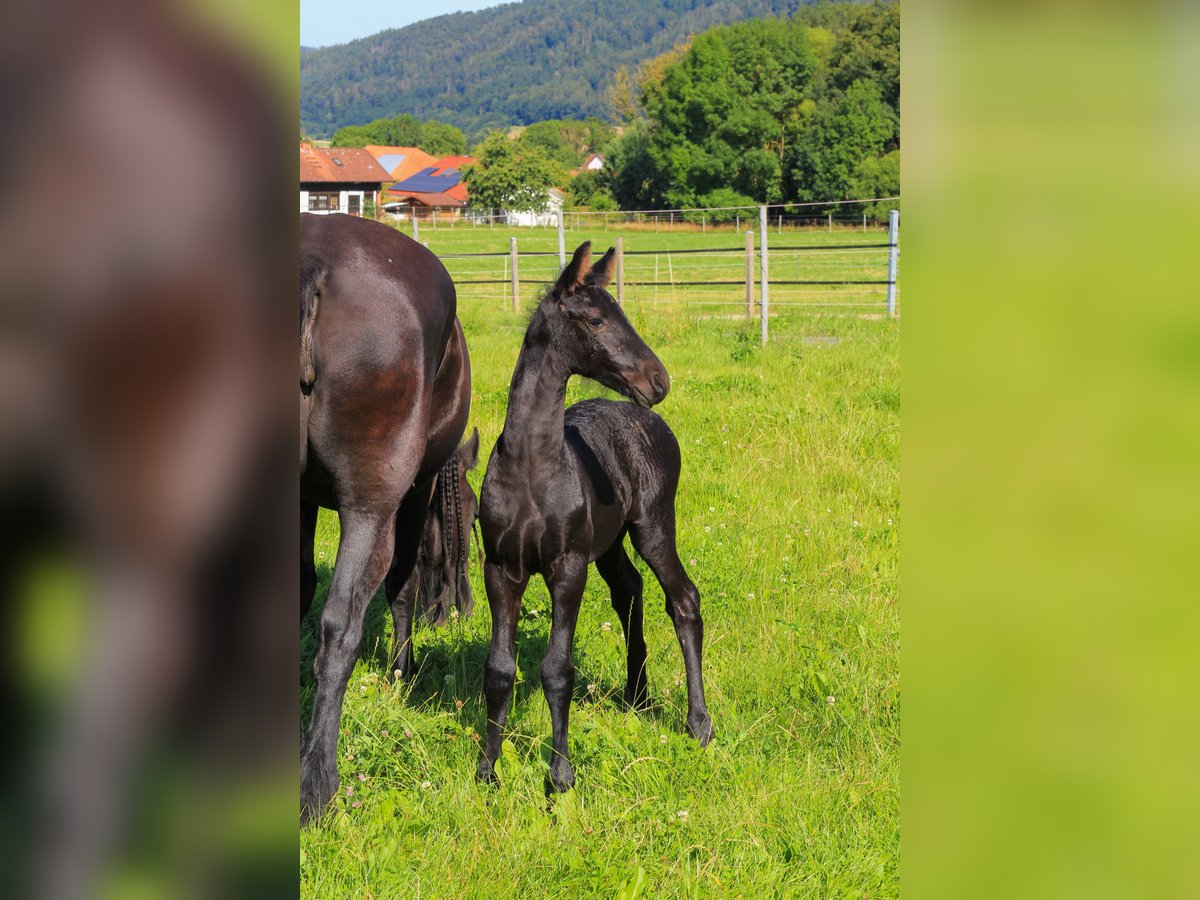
top-left (459, 427), bottom-right (480, 471)
top-left (553, 241), bottom-right (592, 297)
top-left (585, 247), bottom-right (617, 289)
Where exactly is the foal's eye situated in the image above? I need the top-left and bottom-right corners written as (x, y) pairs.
top-left (587, 317), bottom-right (603, 328)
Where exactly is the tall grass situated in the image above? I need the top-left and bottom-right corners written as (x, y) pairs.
top-left (300, 269), bottom-right (899, 898)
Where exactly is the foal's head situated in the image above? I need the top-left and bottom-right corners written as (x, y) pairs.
top-left (540, 241), bottom-right (670, 408)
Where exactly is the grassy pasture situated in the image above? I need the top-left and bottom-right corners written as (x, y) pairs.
top-left (300, 231), bottom-right (899, 898)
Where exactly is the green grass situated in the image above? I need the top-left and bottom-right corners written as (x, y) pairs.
top-left (300, 259), bottom-right (899, 898)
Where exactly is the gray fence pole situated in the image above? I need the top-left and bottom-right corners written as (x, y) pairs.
top-left (744, 230), bottom-right (754, 318)
top-left (412, 214), bottom-right (419, 242)
top-left (616, 237), bottom-right (625, 306)
top-left (510, 237), bottom-right (520, 313)
top-left (557, 213), bottom-right (566, 269)
top-left (759, 206), bottom-right (770, 345)
top-left (886, 209), bottom-right (899, 317)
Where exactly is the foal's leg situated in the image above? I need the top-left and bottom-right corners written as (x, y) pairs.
top-left (542, 557), bottom-right (588, 793)
top-left (595, 541), bottom-right (649, 709)
top-left (300, 500), bottom-right (319, 620)
top-left (476, 560), bottom-right (529, 785)
top-left (385, 477), bottom-right (435, 680)
top-left (630, 524), bottom-right (714, 746)
top-left (301, 506), bottom-right (397, 824)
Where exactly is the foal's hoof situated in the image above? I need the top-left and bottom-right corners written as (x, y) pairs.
top-left (546, 761), bottom-right (575, 794)
top-left (475, 757), bottom-right (500, 787)
top-left (300, 766), bottom-right (338, 826)
top-left (625, 681), bottom-right (652, 711)
top-left (688, 713), bottom-right (714, 748)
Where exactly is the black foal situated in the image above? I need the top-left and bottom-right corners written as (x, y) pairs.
top-left (476, 241), bottom-right (712, 794)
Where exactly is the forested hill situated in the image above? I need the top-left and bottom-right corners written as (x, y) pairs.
top-left (301, 0), bottom-right (826, 140)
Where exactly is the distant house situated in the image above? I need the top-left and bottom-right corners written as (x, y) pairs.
top-left (569, 153), bottom-right (605, 177)
top-left (382, 156), bottom-right (476, 220)
top-left (505, 188), bottom-right (567, 228)
top-left (300, 144), bottom-right (391, 215)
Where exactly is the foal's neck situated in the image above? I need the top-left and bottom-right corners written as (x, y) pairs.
top-left (500, 321), bottom-right (571, 466)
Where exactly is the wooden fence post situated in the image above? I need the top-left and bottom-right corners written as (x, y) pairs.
top-left (616, 237), bottom-right (625, 306)
top-left (745, 230), bottom-right (754, 318)
top-left (510, 237), bottom-right (520, 313)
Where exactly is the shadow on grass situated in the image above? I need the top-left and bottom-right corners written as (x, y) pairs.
top-left (300, 566), bottom-right (668, 735)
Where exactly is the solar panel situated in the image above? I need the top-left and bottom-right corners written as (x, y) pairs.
top-left (391, 167), bottom-right (462, 194)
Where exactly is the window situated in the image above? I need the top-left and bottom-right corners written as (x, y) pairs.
top-left (348, 193), bottom-right (361, 216)
top-left (307, 192), bottom-right (338, 212)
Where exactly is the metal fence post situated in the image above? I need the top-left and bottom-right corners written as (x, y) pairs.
top-left (759, 206), bottom-right (770, 345)
top-left (886, 209), bottom-right (899, 317)
top-left (744, 230), bottom-right (754, 318)
top-left (615, 237), bottom-right (625, 306)
top-left (510, 237), bottom-right (520, 313)
top-left (557, 213), bottom-right (565, 269)
top-left (412, 214), bottom-right (419, 242)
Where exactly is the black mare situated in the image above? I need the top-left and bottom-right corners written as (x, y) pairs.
top-left (300, 213), bottom-right (470, 823)
top-left (476, 242), bottom-right (713, 794)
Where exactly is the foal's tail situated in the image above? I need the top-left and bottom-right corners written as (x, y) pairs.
top-left (300, 256), bottom-right (325, 471)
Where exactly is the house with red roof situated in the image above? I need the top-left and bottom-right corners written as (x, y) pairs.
top-left (299, 144), bottom-right (392, 216)
top-left (382, 156), bottom-right (477, 221)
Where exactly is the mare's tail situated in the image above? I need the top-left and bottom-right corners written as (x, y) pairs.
top-left (300, 256), bottom-right (325, 471)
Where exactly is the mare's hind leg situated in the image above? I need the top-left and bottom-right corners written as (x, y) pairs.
top-left (301, 500), bottom-right (319, 620)
top-left (385, 477), bottom-right (435, 680)
top-left (595, 541), bottom-right (649, 709)
top-left (629, 523), bottom-right (714, 746)
top-left (476, 561), bottom-right (529, 785)
top-left (301, 506), bottom-right (397, 824)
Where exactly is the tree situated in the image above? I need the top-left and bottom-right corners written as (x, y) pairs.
top-left (461, 133), bottom-right (556, 215)
top-left (791, 78), bottom-right (897, 203)
top-left (330, 114), bottom-right (465, 155)
top-left (519, 118), bottom-right (616, 170)
top-left (639, 19), bottom-right (815, 206)
top-left (566, 169), bottom-right (617, 211)
top-left (420, 121), bottom-right (467, 157)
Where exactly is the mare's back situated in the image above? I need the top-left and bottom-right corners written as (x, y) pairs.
top-left (300, 214), bottom-right (456, 379)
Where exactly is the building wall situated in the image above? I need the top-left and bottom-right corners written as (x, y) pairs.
top-left (299, 183), bottom-right (378, 215)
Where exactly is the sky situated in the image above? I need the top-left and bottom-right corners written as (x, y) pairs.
top-left (301, 0), bottom-right (509, 48)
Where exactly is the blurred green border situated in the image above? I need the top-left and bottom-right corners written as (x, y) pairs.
top-left (905, 3), bottom-right (1200, 898)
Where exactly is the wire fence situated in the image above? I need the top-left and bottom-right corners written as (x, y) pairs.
top-left (388, 196), bottom-right (900, 235)
top-left (426, 204), bottom-right (900, 338)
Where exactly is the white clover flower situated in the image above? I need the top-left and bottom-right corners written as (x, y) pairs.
top-left (826, 696), bottom-right (836, 706)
